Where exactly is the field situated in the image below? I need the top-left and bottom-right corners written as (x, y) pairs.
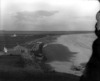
top-left (0, 31), bottom-right (96, 81)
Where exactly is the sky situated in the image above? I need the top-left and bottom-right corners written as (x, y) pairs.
top-left (0, 0), bottom-right (100, 31)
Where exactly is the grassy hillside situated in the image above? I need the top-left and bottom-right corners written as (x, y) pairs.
top-left (0, 55), bottom-right (80, 81)
top-left (0, 31), bottom-right (96, 80)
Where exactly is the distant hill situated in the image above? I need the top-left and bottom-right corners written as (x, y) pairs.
top-left (0, 31), bottom-right (94, 35)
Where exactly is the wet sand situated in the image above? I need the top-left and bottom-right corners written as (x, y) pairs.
top-left (43, 44), bottom-right (78, 63)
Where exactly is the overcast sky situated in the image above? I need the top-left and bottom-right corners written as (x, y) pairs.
top-left (0, 0), bottom-right (100, 31)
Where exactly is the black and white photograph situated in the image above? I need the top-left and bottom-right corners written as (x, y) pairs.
top-left (0, 0), bottom-right (100, 81)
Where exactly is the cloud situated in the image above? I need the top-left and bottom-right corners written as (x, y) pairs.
top-left (2, 9), bottom-right (96, 31)
top-left (5, 10), bottom-right (59, 31)
top-left (1, 0), bottom-right (99, 31)
top-left (15, 10), bottom-right (58, 23)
